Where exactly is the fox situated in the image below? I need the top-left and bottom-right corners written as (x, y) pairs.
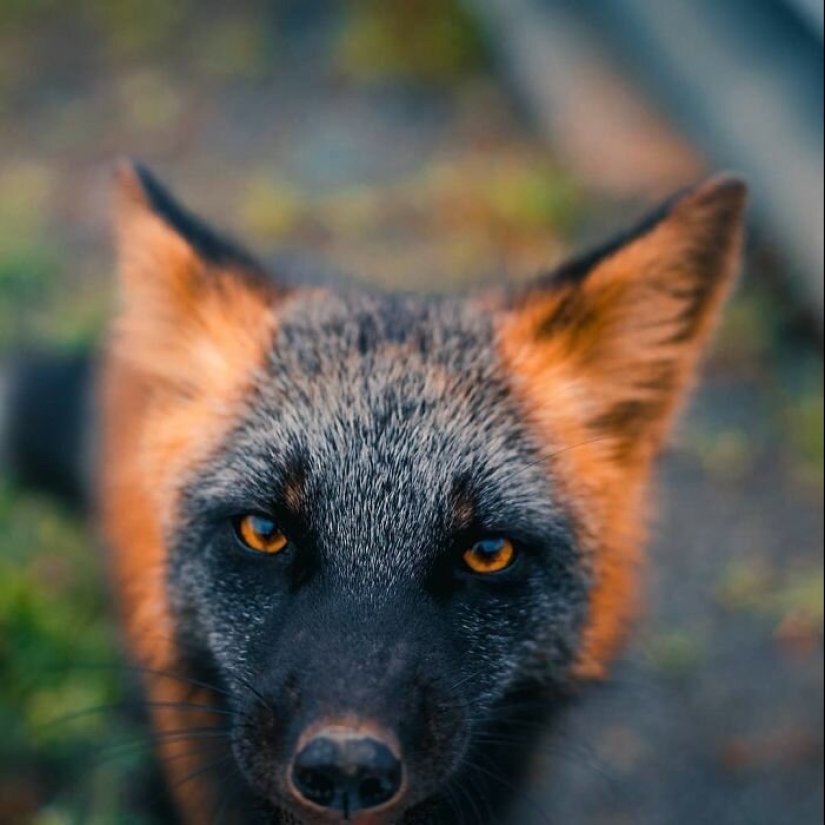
top-left (1, 164), bottom-right (747, 824)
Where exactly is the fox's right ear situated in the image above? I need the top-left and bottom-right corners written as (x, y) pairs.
top-left (498, 176), bottom-right (747, 468)
top-left (112, 162), bottom-right (279, 395)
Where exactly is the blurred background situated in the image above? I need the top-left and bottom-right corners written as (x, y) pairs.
top-left (0, 1), bottom-right (821, 823)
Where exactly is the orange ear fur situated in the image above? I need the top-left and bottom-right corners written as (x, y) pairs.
top-left (113, 163), bottom-right (277, 399)
top-left (498, 176), bottom-right (747, 678)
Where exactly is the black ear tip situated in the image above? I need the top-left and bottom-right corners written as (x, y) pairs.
top-left (652, 174), bottom-right (748, 244)
top-left (112, 161), bottom-right (265, 274)
top-left (114, 158), bottom-right (175, 215)
top-left (684, 174), bottom-right (749, 220)
top-left (113, 159), bottom-right (156, 205)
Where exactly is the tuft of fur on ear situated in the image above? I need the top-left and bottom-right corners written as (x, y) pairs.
top-left (502, 175), bottom-right (748, 467)
top-left (112, 161), bottom-right (278, 398)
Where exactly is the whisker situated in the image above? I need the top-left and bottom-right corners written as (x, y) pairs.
top-left (447, 666), bottom-right (490, 699)
top-left (39, 699), bottom-right (240, 733)
top-left (172, 754), bottom-right (234, 795)
top-left (464, 755), bottom-right (554, 825)
top-left (471, 732), bottom-right (625, 805)
top-left (131, 633), bottom-right (278, 721)
top-left (91, 728), bottom-right (232, 764)
top-left (443, 786), bottom-right (468, 825)
top-left (466, 766), bottom-right (501, 825)
top-left (65, 661), bottom-right (234, 701)
top-left (211, 777), bottom-right (236, 825)
top-left (452, 776), bottom-right (485, 825)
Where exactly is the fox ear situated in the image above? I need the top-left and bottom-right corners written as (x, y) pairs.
top-left (112, 162), bottom-right (278, 394)
top-left (500, 176), bottom-right (747, 466)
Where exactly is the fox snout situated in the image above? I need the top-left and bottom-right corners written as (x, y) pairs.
top-left (230, 628), bottom-right (471, 823)
top-left (289, 725), bottom-right (405, 817)
top-left (233, 699), bottom-right (466, 823)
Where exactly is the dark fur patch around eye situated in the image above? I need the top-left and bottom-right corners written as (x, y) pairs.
top-left (278, 452), bottom-right (310, 516)
top-left (447, 473), bottom-right (477, 534)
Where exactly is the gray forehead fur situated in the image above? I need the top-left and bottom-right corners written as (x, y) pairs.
top-left (196, 291), bottom-right (573, 570)
top-left (178, 288), bottom-right (590, 688)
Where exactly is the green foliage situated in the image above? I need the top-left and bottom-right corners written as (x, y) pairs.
top-left (338, 0), bottom-right (488, 83)
top-left (81, 0), bottom-right (193, 58)
top-left (0, 164), bottom-right (58, 350)
top-left (716, 557), bottom-right (824, 633)
top-left (786, 381), bottom-right (825, 487)
top-left (0, 241), bottom-right (59, 350)
top-left (0, 482), bottom-right (141, 821)
top-left (194, 14), bottom-right (273, 80)
top-left (643, 627), bottom-right (708, 679)
top-left (0, 0), bottom-right (63, 29)
top-left (0, 161), bottom-right (107, 353)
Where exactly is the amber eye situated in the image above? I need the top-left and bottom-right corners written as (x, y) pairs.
top-left (235, 515), bottom-right (290, 555)
top-left (463, 538), bottom-right (517, 575)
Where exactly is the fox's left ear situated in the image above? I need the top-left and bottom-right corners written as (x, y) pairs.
top-left (499, 176), bottom-right (748, 466)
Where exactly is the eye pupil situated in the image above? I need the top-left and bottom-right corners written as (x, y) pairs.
top-left (251, 516), bottom-right (276, 537)
top-left (236, 515), bottom-right (289, 555)
top-left (477, 539), bottom-right (504, 556)
top-left (463, 537), bottom-right (516, 575)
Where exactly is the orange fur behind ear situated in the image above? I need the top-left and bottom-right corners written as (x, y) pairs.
top-left (498, 177), bottom-right (747, 678)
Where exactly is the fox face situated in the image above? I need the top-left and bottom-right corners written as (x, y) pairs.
top-left (98, 165), bottom-right (746, 824)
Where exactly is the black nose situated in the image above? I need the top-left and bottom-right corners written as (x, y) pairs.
top-left (291, 731), bottom-right (404, 814)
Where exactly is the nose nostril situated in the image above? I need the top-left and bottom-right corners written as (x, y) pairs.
top-left (294, 767), bottom-right (337, 808)
top-left (292, 733), bottom-right (403, 813)
top-left (358, 775), bottom-right (394, 808)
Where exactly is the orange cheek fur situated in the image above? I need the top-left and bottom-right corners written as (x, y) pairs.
top-left (498, 310), bottom-right (650, 680)
top-left (97, 273), bottom-right (279, 821)
top-left (495, 185), bottom-right (744, 679)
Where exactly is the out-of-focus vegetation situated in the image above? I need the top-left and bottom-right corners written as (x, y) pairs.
top-left (0, 0), bottom-right (822, 823)
top-left (238, 154), bottom-right (583, 288)
top-left (0, 482), bottom-right (146, 824)
top-left (337, 0), bottom-right (487, 82)
top-left (0, 162), bottom-right (106, 353)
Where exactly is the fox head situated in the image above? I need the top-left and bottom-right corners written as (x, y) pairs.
top-left (99, 164), bottom-right (746, 824)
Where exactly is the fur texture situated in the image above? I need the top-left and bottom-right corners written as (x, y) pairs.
top-left (6, 164), bottom-right (746, 825)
